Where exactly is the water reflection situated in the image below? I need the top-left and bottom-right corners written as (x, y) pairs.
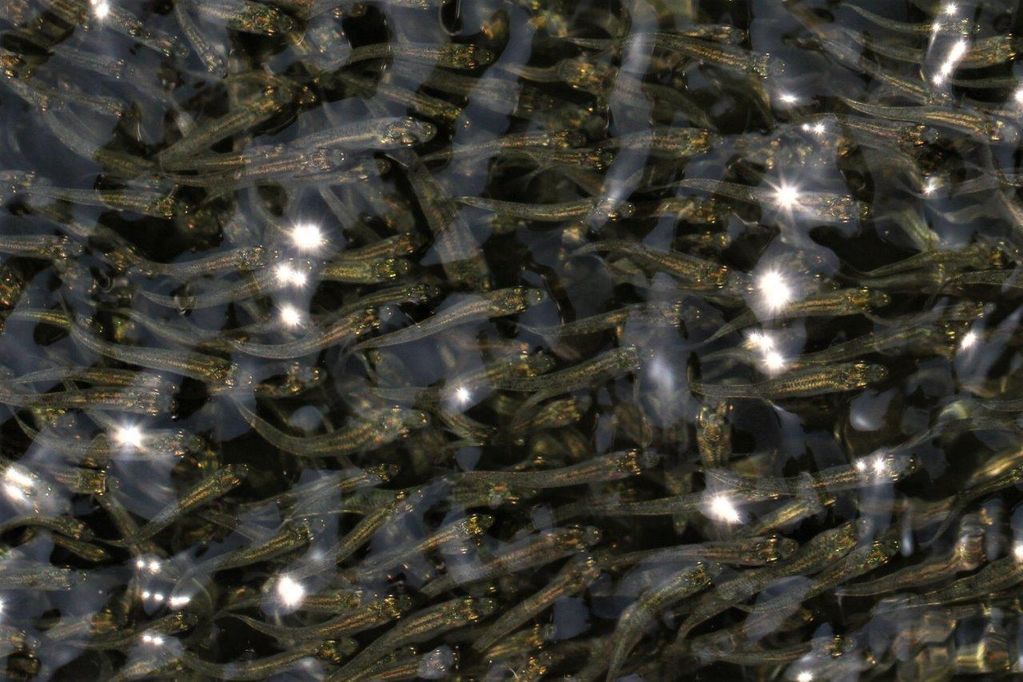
top-left (2, 0), bottom-right (1023, 679)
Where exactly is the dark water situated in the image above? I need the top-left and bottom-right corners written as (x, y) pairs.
top-left (1, 0), bottom-right (1023, 679)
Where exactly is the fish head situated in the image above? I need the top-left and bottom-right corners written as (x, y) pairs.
top-left (381, 117), bottom-right (437, 147)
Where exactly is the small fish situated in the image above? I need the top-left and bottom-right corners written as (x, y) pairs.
top-left (455, 196), bottom-right (635, 222)
top-left (606, 562), bottom-right (718, 680)
top-left (472, 555), bottom-right (601, 653)
top-left (327, 597), bottom-right (497, 680)
top-left (389, 150), bottom-right (491, 289)
top-left (234, 400), bottom-right (427, 459)
top-left (457, 450), bottom-right (659, 490)
top-left (572, 240), bottom-right (748, 294)
top-left (126, 465), bottom-right (248, 543)
top-left (229, 594), bottom-right (411, 643)
top-left (421, 526), bottom-right (601, 597)
top-left (691, 362), bottom-right (888, 400)
top-left (838, 517), bottom-right (985, 597)
top-left (356, 287), bottom-right (545, 350)
top-left (842, 98), bottom-right (1015, 142)
top-left (671, 521), bottom-right (860, 644)
top-left (608, 536), bottom-right (797, 574)
top-left (180, 640), bottom-right (355, 680)
top-left (696, 401), bottom-right (732, 469)
top-left (680, 178), bottom-right (870, 223)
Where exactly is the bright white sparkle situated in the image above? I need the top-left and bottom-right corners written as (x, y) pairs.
top-left (142, 633), bottom-right (165, 646)
top-left (855, 459), bottom-right (868, 472)
top-left (454, 385), bottom-right (471, 406)
top-left (290, 223), bottom-right (324, 252)
top-left (773, 183), bottom-right (802, 209)
top-left (937, 39), bottom-right (968, 79)
top-left (757, 269), bottom-right (794, 313)
top-left (115, 425), bottom-right (144, 448)
top-left (1015, 543), bottom-right (1023, 561)
top-left (3, 466), bottom-right (35, 504)
top-left (811, 122), bottom-right (826, 136)
top-left (274, 262), bottom-right (308, 288)
top-left (1015, 88), bottom-right (1023, 106)
top-left (943, 2), bottom-right (958, 15)
top-left (169, 595), bottom-right (191, 608)
top-left (949, 39), bottom-right (968, 62)
top-left (960, 329), bottom-right (979, 350)
top-left (279, 304), bottom-right (304, 329)
top-left (707, 494), bottom-right (742, 524)
top-left (4, 467), bottom-right (34, 490)
top-left (152, 593), bottom-right (164, 602)
top-left (923, 177), bottom-right (939, 196)
top-left (779, 92), bottom-right (799, 104)
top-left (93, 0), bottom-right (110, 19)
top-left (746, 330), bottom-right (776, 353)
top-left (135, 558), bottom-right (146, 570)
top-left (762, 350), bottom-right (788, 374)
top-left (797, 672), bottom-right (814, 682)
top-left (148, 559), bottom-right (161, 574)
top-left (872, 456), bottom-right (888, 475)
top-left (276, 575), bottom-right (305, 608)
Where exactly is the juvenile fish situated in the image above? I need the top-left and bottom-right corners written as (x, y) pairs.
top-left (235, 401), bottom-right (427, 459)
top-left (457, 450), bottom-right (659, 490)
top-left (691, 362), bottom-right (888, 400)
top-left (421, 526), bottom-right (601, 597)
top-left (355, 287), bottom-right (544, 350)
top-left (326, 597), bottom-right (497, 680)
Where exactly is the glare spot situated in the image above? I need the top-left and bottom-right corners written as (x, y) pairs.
top-left (274, 262), bottom-right (308, 288)
top-left (746, 330), bottom-right (776, 353)
top-left (811, 122), bottom-right (826, 136)
top-left (141, 590), bottom-right (151, 599)
top-left (135, 558), bottom-right (146, 570)
top-left (169, 595), bottom-right (191, 608)
top-left (923, 177), bottom-right (939, 196)
top-left (115, 424), bottom-right (145, 449)
top-left (872, 456), bottom-right (888, 475)
top-left (152, 593), bottom-right (164, 603)
top-left (772, 183), bottom-right (802, 210)
top-left (4, 466), bottom-right (34, 490)
top-left (757, 269), bottom-right (794, 313)
top-left (761, 350), bottom-right (788, 375)
top-left (797, 672), bottom-right (814, 682)
top-left (1014, 543), bottom-right (1023, 561)
top-left (454, 385), bottom-right (471, 407)
top-left (778, 92), bottom-right (799, 104)
top-left (959, 329), bottom-right (979, 350)
top-left (148, 559), bottom-right (161, 574)
top-left (3, 466), bottom-right (35, 504)
top-left (290, 223), bottom-right (324, 252)
top-left (141, 633), bottom-right (165, 646)
top-left (943, 2), bottom-right (958, 15)
top-left (279, 304), bottom-right (304, 329)
top-left (92, 0), bottom-right (111, 19)
top-left (276, 575), bottom-right (305, 608)
top-left (707, 494), bottom-right (742, 524)
top-left (937, 39), bottom-right (968, 79)
top-left (855, 459), bottom-right (868, 472)
top-left (1015, 88), bottom-right (1023, 106)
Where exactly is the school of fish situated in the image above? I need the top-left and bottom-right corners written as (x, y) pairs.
top-left (2, 0), bottom-right (1023, 679)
